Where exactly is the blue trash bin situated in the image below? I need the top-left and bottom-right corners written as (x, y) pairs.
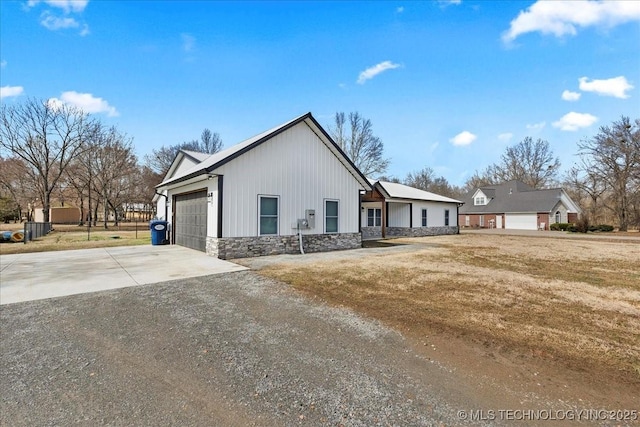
top-left (149, 220), bottom-right (168, 245)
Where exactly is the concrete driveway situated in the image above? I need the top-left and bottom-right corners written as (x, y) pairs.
top-left (0, 245), bottom-right (246, 305)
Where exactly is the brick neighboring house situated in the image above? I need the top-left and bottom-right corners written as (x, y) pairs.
top-left (458, 180), bottom-right (580, 230)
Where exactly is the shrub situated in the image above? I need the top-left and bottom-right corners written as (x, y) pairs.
top-left (598, 224), bottom-right (614, 232)
top-left (551, 222), bottom-right (572, 231)
top-left (574, 217), bottom-right (590, 233)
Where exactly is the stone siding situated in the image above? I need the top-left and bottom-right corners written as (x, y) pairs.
top-left (385, 226), bottom-right (459, 237)
top-left (206, 233), bottom-right (362, 260)
top-left (361, 226), bottom-right (382, 240)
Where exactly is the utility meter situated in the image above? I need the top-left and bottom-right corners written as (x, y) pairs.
top-left (305, 209), bottom-right (315, 229)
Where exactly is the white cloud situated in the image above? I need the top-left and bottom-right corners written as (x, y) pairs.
top-left (50, 91), bottom-right (119, 116)
top-left (498, 132), bottom-right (513, 142)
top-left (396, 6), bottom-right (404, 14)
top-left (357, 61), bottom-right (401, 84)
top-left (40, 12), bottom-right (79, 30)
top-left (526, 121), bottom-right (546, 131)
top-left (0, 60), bottom-right (6, 69)
top-left (502, 0), bottom-right (640, 43)
top-left (79, 23), bottom-right (90, 36)
top-left (439, 0), bottom-right (461, 6)
top-left (0, 86), bottom-right (24, 99)
top-left (552, 112), bottom-right (598, 131)
top-left (578, 76), bottom-right (634, 98)
top-left (181, 33), bottom-right (196, 52)
top-left (450, 131), bottom-right (477, 146)
top-left (427, 142), bottom-right (439, 154)
top-left (562, 90), bottom-right (581, 101)
top-left (28, 0), bottom-right (88, 13)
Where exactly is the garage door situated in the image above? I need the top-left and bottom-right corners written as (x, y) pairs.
top-left (505, 213), bottom-right (537, 230)
top-left (174, 190), bottom-right (207, 252)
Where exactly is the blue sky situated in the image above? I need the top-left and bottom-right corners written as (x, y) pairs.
top-left (1, 0), bottom-right (639, 185)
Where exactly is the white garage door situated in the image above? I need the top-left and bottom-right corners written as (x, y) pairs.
top-left (174, 190), bottom-right (208, 252)
top-left (505, 213), bottom-right (537, 230)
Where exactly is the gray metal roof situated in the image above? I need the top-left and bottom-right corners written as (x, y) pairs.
top-left (377, 181), bottom-right (463, 204)
top-left (180, 149), bottom-right (211, 163)
top-left (459, 180), bottom-right (565, 214)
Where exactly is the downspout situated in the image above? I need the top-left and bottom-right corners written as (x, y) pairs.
top-left (297, 222), bottom-right (305, 255)
top-left (457, 203), bottom-right (462, 234)
top-left (155, 190), bottom-right (168, 222)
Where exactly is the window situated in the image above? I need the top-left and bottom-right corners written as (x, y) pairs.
top-left (465, 215), bottom-right (470, 226)
top-left (367, 208), bottom-right (381, 227)
top-left (555, 211), bottom-right (561, 223)
top-left (325, 200), bottom-right (339, 233)
top-left (479, 215), bottom-right (484, 227)
top-left (259, 196), bottom-right (278, 235)
top-left (421, 209), bottom-right (427, 227)
top-left (474, 196), bottom-right (485, 205)
top-left (444, 209), bottom-right (450, 226)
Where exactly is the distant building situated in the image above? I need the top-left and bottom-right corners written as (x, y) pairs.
top-left (458, 180), bottom-right (580, 230)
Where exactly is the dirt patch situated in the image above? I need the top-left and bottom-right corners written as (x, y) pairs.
top-left (257, 234), bottom-right (640, 410)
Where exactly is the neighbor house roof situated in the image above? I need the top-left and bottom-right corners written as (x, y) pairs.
top-left (376, 181), bottom-right (463, 204)
top-left (459, 180), bottom-right (575, 214)
top-left (156, 112), bottom-right (372, 191)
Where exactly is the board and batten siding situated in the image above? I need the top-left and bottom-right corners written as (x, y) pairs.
top-left (387, 203), bottom-right (410, 227)
top-left (213, 122), bottom-right (362, 238)
top-left (410, 201), bottom-right (458, 227)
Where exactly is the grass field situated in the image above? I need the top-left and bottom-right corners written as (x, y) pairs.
top-left (258, 234), bottom-right (640, 387)
top-left (0, 223), bottom-right (151, 254)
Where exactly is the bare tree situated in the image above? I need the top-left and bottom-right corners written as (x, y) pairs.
top-left (88, 125), bottom-right (138, 228)
top-left (403, 167), bottom-right (463, 199)
top-left (0, 157), bottom-right (38, 221)
top-left (145, 128), bottom-right (223, 176)
top-left (404, 167), bottom-right (436, 191)
top-left (465, 137), bottom-right (560, 190)
top-left (199, 128), bottom-right (223, 154)
top-left (577, 116), bottom-right (640, 231)
top-left (329, 112), bottom-right (390, 178)
top-left (0, 98), bottom-right (91, 222)
top-left (563, 166), bottom-right (608, 224)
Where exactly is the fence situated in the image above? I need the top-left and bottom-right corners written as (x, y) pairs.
top-left (24, 222), bottom-right (52, 243)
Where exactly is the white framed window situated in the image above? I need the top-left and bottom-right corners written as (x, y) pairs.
top-left (325, 199), bottom-right (339, 233)
top-left (474, 196), bottom-right (485, 206)
top-left (465, 215), bottom-right (470, 226)
top-left (555, 211), bottom-right (561, 223)
top-left (444, 209), bottom-right (450, 226)
top-left (479, 215), bottom-right (484, 227)
top-left (367, 208), bottom-right (382, 227)
top-left (421, 209), bottom-right (427, 227)
top-left (258, 195), bottom-right (279, 235)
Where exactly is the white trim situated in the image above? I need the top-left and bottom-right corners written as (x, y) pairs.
top-left (258, 194), bottom-right (279, 236)
top-left (324, 199), bottom-right (339, 234)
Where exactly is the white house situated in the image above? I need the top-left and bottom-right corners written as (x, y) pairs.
top-left (155, 113), bottom-right (371, 259)
top-left (361, 180), bottom-right (462, 239)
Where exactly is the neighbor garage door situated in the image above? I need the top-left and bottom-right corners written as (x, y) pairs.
top-left (504, 213), bottom-right (537, 230)
top-left (174, 190), bottom-right (207, 252)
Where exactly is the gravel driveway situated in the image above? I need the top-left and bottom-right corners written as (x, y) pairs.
top-left (1, 270), bottom-right (501, 427)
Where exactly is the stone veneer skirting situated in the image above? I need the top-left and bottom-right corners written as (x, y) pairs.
top-left (385, 226), bottom-right (459, 237)
top-left (206, 232), bottom-right (362, 260)
top-left (361, 226), bottom-right (383, 240)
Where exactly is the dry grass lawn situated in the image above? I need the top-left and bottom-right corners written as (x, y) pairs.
top-left (259, 234), bottom-right (640, 386)
top-left (0, 223), bottom-right (151, 254)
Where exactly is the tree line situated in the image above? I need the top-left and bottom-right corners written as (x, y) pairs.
top-left (1, 100), bottom-right (638, 230)
top-left (0, 98), bottom-right (221, 227)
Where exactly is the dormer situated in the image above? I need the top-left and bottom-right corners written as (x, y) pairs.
top-left (472, 189), bottom-right (489, 206)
